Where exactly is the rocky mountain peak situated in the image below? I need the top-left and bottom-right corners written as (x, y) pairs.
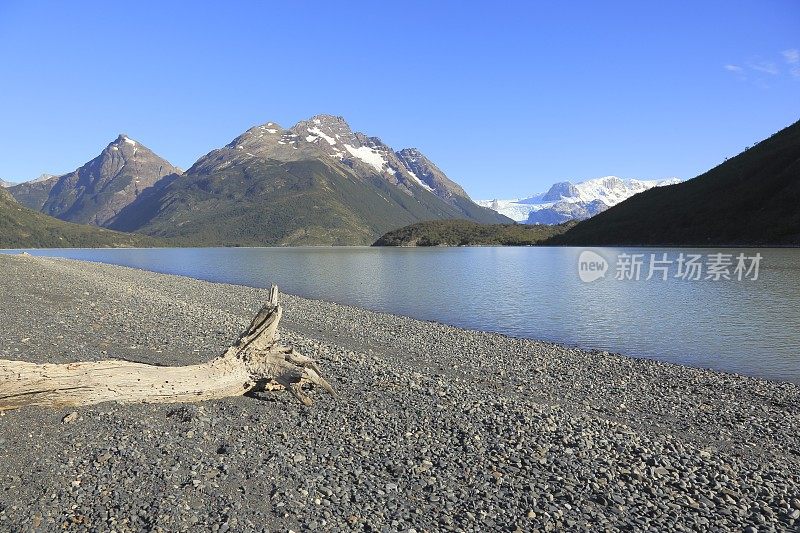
top-left (109, 134), bottom-right (140, 150)
top-left (291, 115), bottom-right (356, 146)
top-left (9, 135), bottom-right (182, 227)
top-left (397, 147), bottom-right (423, 160)
top-left (100, 134), bottom-right (149, 164)
top-left (309, 114), bottom-right (348, 125)
top-left (303, 114), bottom-right (350, 131)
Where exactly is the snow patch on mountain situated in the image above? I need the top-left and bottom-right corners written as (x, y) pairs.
top-left (344, 144), bottom-right (389, 172)
top-left (405, 169), bottom-right (434, 192)
top-left (307, 127), bottom-right (337, 146)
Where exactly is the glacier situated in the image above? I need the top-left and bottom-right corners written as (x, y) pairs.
top-left (478, 176), bottom-right (681, 224)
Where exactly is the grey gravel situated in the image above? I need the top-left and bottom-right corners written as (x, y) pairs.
top-left (0, 254), bottom-right (798, 532)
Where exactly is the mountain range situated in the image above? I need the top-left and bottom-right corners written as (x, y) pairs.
top-left (4, 115), bottom-right (797, 248)
top-left (479, 177), bottom-right (680, 224)
top-left (9, 115), bottom-right (509, 246)
top-left (548, 119), bottom-right (800, 246)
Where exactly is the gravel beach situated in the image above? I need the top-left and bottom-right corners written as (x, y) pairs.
top-left (0, 253), bottom-right (798, 532)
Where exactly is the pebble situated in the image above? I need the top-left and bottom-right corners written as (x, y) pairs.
top-left (61, 412), bottom-right (79, 424)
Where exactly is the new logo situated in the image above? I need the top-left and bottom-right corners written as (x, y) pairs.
top-left (578, 250), bottom-right (608, 283)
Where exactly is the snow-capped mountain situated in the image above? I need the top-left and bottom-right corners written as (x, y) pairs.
top-left (184, 114), bottom-right (506, 221)
top-left (0, 179), bottom-right (14, 188)
top-left (479, 176), bottom-right (681, 224)
top-left (107, 114), bottom-right (508, 246)
top-left (196, 114), bottom-right (481, 208)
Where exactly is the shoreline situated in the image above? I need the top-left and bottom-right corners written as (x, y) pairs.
top-left (1, 254), bottom-right (798, 530)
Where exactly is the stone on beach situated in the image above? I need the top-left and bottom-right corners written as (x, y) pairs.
top-left (0, 254), bottom-right (798, 531)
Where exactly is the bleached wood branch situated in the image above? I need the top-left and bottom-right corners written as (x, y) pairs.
top-left (0, 286), bottom-right (334, 411)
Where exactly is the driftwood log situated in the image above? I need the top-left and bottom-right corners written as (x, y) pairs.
top-left (0, 286), bottom-right (334, 411)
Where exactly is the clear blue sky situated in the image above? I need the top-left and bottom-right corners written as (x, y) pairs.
top-left (0, 1), bottom-right (798, 198)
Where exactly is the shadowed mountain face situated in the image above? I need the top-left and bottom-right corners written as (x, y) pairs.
top-left (548, 119), bottom-right (800, 246)
top-left (107, 115), bottom-right (510, 246)
top-left (10, 136), bottom-right (181, 226)
top-left (0, 187), bottom-right (158, 248)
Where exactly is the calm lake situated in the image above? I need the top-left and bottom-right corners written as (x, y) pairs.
top-left (4, 246), bottom-right (799, 384)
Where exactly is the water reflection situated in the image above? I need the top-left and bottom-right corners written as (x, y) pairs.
top-left (3, 246), bottom-right (798, 384)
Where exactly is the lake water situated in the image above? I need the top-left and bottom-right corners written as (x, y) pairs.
top-left (4, 246), bottom-right (799, 384)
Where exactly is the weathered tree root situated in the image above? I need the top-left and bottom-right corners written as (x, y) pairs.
top-left (0, 286), bottom-right (334, 411)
